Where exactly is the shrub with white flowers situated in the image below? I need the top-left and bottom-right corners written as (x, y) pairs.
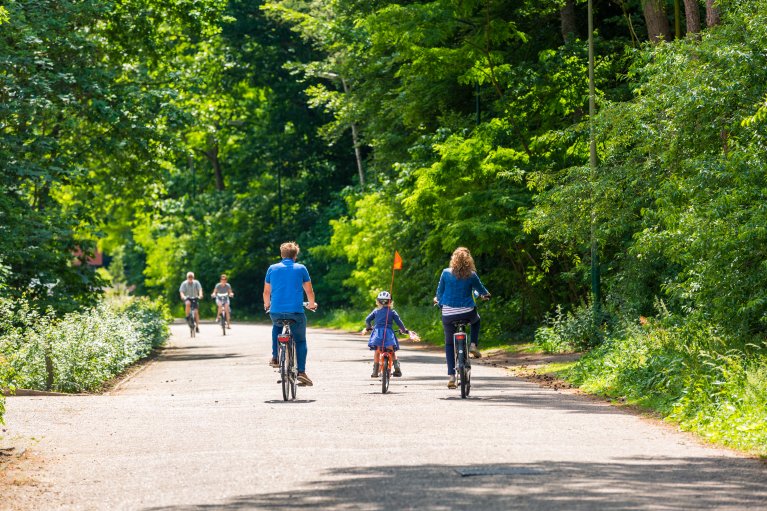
top-left (0, 296), bottom-right (171, 421)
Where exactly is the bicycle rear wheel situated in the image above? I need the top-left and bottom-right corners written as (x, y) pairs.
top-left (280, 345), bottom-right (290, 401)
top-left (460, 365), bottom-right (469, 398)
top-left (381, 354), bottom-right (390, 394)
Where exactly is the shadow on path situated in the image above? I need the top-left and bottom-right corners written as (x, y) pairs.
top-left (159, 353), bottom-right (245, 362)
top-left (144, 458), bottom-right (767, 511)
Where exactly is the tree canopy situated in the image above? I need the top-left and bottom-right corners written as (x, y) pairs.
top-left (3, 0), bottom-right (767, 346)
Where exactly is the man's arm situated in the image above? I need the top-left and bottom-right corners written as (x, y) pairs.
top-left (263, 282), bottom-right (271, 311)
top-left (303, 281), bottom-right (317, 310)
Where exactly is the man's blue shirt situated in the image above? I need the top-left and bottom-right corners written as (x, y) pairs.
top-left (265, 258), bottom-right (311, 313)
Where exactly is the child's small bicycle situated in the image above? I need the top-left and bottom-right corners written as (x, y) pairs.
top-left (378, 344), bottom-right (396, 394)
top-left (367, 328), bottom-right (420, 394)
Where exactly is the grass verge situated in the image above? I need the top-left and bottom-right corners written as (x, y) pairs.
top-left (545, 319), bottom-right (767, 457)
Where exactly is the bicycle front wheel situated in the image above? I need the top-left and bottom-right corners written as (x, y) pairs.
top-left (381, 355), bottom-right (390, 394)
top-left (289, 342), bottom-right (297, 400)
top-left (221, 312), bottom-right (226, 336)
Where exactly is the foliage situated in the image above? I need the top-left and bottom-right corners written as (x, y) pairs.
top-left (534, 302), bottom-right (606, 353)
top-left (0, 0), bottom-right (227, 312)
top-left (113, 297), bottom-right (173, 349)
top-left (565, 316), bottom-right (767, 455)
top-left (0, 296), bottom-right (172, 400)
top-left (4, 0), bottom-right (767, 455)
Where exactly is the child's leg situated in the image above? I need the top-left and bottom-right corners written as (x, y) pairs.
top-left (371, 349), bottom-right (381, 377)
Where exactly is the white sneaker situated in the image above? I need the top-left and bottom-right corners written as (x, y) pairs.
top-left (447, 376), bottom-right (456, 389)
top-left (469, 343), bottom-right (481, 358)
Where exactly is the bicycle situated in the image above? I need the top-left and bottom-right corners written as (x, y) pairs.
top-left (268, 302), bottom-right (316, 401)
top-left (376, 339), bottom-right (399, 394)
top-left (186, 298), bottom-right (200, 338)
top-left (367, 327), bottom-right (413, 394)
top-left (215, 293), bottom-right (230, 336)
top-left (452, 320), bottom-right (471, 398)
top-left (275, 318), bottom-right (298, 401)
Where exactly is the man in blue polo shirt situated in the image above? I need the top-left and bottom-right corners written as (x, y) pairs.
top-left (263, 241), bottom-right (318, 386)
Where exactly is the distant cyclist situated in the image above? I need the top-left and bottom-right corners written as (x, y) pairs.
top-left (434, 247), bottom-right (490, 389)
top-left (211, 274), bottom-right (234, 329)
top-left (179, 272), bottom-right (203, 333)
top-left (263, 241), bottom-right (318, 386)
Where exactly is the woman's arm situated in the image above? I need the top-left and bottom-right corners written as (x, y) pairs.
top-left (435, 271), bottom-right (446, 304)
top-left (471, 272), bottom-right (490, 297)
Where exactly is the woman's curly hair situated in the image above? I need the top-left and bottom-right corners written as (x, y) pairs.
top-left (450, 247), bottom-right (476, 280)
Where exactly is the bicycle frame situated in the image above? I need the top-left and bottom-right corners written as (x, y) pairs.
top-left (378, 346), bottom-right (395, 394)
top-left (216, 294), bottom-right (229, 335)
top-left (452, 321), bottom-right (471, 398)
top-left (187, 298), bottom-right (199, 337)
top-left (277, 322), bottom-right (297, 401)
top-left (453, 327), bottom-right (469, 371)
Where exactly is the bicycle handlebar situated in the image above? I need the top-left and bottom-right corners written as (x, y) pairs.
top-left (265, 302), bottom-right (317, 315)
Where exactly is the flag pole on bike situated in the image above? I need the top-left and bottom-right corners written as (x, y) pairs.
top-left (383, 250), bottom-right (403, 352)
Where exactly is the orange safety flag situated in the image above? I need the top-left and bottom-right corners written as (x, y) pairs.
top-left (392, 250), bottom-right (403, 270)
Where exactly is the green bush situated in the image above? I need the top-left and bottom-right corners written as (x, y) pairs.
top-left (565, 317), bottom-right (767, 455)
top-left (0, 296), bottom-right (172, 399)
top-left (115, 296), bottom-right (173, 348)
top-left (534, 302), bottom-right (605, 353)
top-left (0, 352), bottom-right (12, 423)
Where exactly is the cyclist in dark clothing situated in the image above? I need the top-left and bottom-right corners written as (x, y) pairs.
top-left (434, 247), bottom-right (490, 389)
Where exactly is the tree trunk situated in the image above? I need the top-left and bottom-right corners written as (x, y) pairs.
top-left (683, 0), bottom-right (701, 35)
top-left (45, 341), bottom-right (54, 391)
top-left (341, 77), bottom-right (365, 188)
top-left (705, 0), bottom-right (720, 27)
top-left (642, 0), bottom-right (671, 42)
top-left (560, 0), bottom-right (577, 43)
top-left (204, 136), bottom-right (225, 191)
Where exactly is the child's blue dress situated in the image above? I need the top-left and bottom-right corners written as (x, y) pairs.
top-left (365, 307), bottom-right (407, 351)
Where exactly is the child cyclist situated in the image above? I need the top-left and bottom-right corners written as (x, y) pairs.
top-left (365, 291), bottom-right (410, 378)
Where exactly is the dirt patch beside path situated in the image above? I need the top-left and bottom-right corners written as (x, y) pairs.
top-left (477, 348), bottom-right (581, 391)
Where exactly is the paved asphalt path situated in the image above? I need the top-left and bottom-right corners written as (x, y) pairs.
top-left (2, 322), bottom-right (766, 510)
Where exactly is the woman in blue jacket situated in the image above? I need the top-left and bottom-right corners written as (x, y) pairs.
top-left (434, 247), bottom-right (490, 388)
